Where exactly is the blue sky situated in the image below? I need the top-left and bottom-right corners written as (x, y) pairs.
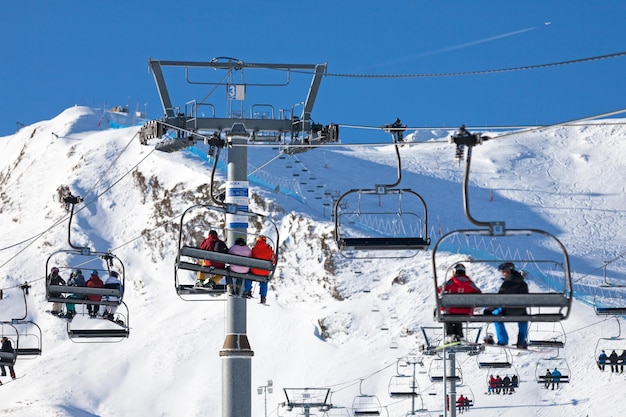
top-left (3, 1), bottom-right (626, 138)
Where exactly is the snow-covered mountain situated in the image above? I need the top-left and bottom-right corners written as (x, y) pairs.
top-left (1, 106), bottom-right (625, 417)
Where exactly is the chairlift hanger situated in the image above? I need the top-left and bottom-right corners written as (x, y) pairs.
top-left (389, 356), bottom-right (421, 398)
top-left (535, 356), bottom-right (571, 385)
top-left (596, 261), bottom-right (626, 316)
top-left (46, 194), bottom-right (126, 308)
top-left (527, 322), bottom-right (566, 348)
top-left (433, 126), bottom-right (573, 323)
top-left (485, 367), bottom-right (520, 391)
top-left (9, 320), bottom-right (42, 358)
top-left (328, 107), bottom-right (626, 148)
top-left (352, 379), bottom-right (382, 416)
top-left (593, 317), bottom-right (626, 370)
top-left (334, 125), bottom-right (430, 255)
top-left (175, 204), bottom-right (279, 300)
top-left (388, 375), bottom-right (419, 397)
top-left (0, 284), bottom-right (43, 357)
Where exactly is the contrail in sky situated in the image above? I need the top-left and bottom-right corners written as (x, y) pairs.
top-left (416, 27), bottom-right (536, 58)
top-left (366, 27), bottom-right (537, 69)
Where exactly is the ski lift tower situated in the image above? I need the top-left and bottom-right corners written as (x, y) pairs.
top-left (142, 57), bottom-right (336, 417)
top-left (283, 387), bottom-right (332, 417)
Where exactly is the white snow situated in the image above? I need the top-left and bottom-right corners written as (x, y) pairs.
top-left (0, 105), bottom-right (625, 416)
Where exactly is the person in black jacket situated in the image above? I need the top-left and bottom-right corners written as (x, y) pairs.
top-left (609, 350), bottom-right (619, 372)
top-left (48, 267), bottom-right (66, 315)
top-left (0, 337), bottom-right (16, 380)
top-left (486, 263), bottom-right (529, 348)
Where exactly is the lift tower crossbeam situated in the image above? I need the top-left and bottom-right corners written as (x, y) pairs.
top-left (144, 59), bottom-right (330, 147)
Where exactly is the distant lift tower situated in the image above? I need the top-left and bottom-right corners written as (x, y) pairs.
top-left (141, 57), bottom-right (336, 417)
top-left (282, 388), bottom-right (332, 417)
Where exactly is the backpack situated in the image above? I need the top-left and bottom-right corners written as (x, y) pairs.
top-left (215, 240), bottom-right (228, 253)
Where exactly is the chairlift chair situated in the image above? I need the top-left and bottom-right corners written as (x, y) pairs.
top-left (477, 344), bottom-right (513, 369)
top-left (10, 320), bottom-right (43, 357)
top-left (66, 301), bottom-right (130, 342)
top-left (450, 386), bottom-right (475, 413)
top-left (334, 188), bottom-right (430, 255)
top-left (2, 285), bottom-right (43, 357)
top-left (322, 406), bottom-right (352, 417)
top-left (352, 379), bottom-right (382, 416)
top-left (333, 131), bottom-right (430, 257)
top-left (535, 356), bottom-right (570, 385)
top-left (44, 194), bottom-right (129, 342)
top-left (428, 357), bottom-right (463, 383)
top-left (485, 366), bottom-right (520, 394)
top-left (45, 249), bottom-right (126, 309)
top-left (389, 374), bottom-right (419, 397)
top-left (527, 321), bottom-right (566, 348)
top-left (593, 317), bottom-right (626, 371)
top-left (352, 395), bottom-right (382, 416)
top-left (433, 126), bottom-right (573, 324)
top-left (175, 204), bottom-right (279, 300)
top-left (593, 287), bottom-right (626, 315)
top-left (0, 323), bottom-right (18, 367)
top-left (46, 194), bottom-right (127, 326)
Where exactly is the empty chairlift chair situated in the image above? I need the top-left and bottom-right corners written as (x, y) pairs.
top-left (334, 133), bottom-right (430, 258)
top-left (12, 321), bottom-right (43, 357)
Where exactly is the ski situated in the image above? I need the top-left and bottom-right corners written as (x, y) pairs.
top-left (0, 374), bottom-right (25, 386)
top-left (474, 342), bottom-right (550, 354)
top-left (423, 341), bottom-right (462, 353)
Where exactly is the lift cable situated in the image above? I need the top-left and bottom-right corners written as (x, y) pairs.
top-left (317, 50), bottom-right (626, 79)
top-left (0, 130), bottom-right (155, 286)
top-left (221, 107), bottom-right (626, 150)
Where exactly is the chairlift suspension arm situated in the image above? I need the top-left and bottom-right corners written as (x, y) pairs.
top-left (450, 126), bottom-right (496, 229)
top-left (63, 194), bottom-right (90, 252)
top-left (462, 146), bottom-right (492, 229)
top-left (209, 147), bottom-right (226, 207)
top-left (379, 137), bottom-right (403, 190)
top-left (14, 283), bottom-right (30, 322)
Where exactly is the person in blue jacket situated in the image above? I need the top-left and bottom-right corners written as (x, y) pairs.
top-left (549, 368), bottom-right (562, 390)
top-left (597, 350), bottom-right (608, 371)
top-left (484, 263), bottom-right (529, 348)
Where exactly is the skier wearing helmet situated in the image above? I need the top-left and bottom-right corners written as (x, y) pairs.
top-left (438, 263), bottom-right (481, 343)
top-left (48, 267), bottom-right (66, 315)
top-left (485, 262), bottom-right (529, 348)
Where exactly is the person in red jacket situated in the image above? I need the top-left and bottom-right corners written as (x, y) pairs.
top-left (487, 374), bottom-right (497, 395)
top-left (196, 230), bottom-right (228, 288)
top-left (86, 270), bottom-right (104, 317)
top-left (438, 263), bottom-right (481, 342)
top-left (244, 236), bottom-right (276, 303)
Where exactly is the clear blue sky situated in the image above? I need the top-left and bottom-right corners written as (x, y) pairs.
top-left (2, 1), bottom-right (626, 138)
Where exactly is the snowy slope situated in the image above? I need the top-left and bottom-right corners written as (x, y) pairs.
top-left (0, 106), bottom-right (625, 417)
